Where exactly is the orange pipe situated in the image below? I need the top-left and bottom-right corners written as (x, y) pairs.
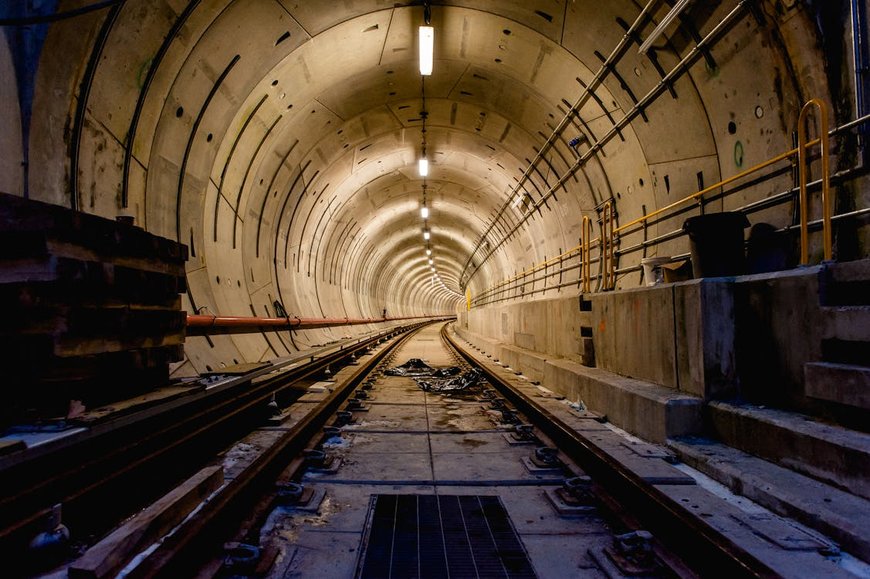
top-left (185, 314), bottom-right (450, 336)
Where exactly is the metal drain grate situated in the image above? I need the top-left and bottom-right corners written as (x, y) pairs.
top-left (356, 494), bottom-right (537, 579)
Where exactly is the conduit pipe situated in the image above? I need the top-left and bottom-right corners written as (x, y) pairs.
top-left (185, 314), bottom-right (453, 336)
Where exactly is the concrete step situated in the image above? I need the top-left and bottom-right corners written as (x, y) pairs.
top-left (821, 306), bottom-right (870, 342)
top-left (823, 259), bottom-right (870, 306)
top-left (827, 258), bottom-right (870, 283)
top-left (668, 436), bottom-right (870, 562)
top-left (707, 401), bottom-right (870, 501)
top-left (822, 337), bottom-right (870, 366)
top-left (805, 362), bottom-right (870, 411)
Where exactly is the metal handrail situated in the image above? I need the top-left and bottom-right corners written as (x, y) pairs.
top-left (602, 201), bottom-right (616, 290)
top-left (470, 98), bottom-right (860, 307)
top-left (582, 215), bottom-right (593, 293)
top-left (798, 98), bottom-right (832, 263)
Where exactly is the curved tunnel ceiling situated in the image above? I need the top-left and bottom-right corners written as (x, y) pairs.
top-left (154, 2), bottom-right (612, 317)
top-left (8, 0), bottom-right (833, 368)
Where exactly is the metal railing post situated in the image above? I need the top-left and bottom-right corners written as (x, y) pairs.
top-left (601, 202), bottom-right (616, 289)
top-left (582, 216), bottom-right (592, 293)
top-left (798, 98), bottom-right (832, 264)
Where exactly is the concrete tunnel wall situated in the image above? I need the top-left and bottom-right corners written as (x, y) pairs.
top-left (1, 0), bottom-right (863, 377)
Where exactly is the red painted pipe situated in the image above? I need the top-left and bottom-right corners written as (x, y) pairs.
top-left (185, 314), bottom-right (453, 336)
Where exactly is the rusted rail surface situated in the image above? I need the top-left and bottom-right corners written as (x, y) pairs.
top-left (0, 322), bottom-right (428, 576)
top-left (40, 321), bottom-right (815, 577)
top-left (125, 323), bottom-right (425, 577)
top-left (441, 326), bottom-right (779, 578)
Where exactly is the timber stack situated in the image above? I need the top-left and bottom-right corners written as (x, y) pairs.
top-left (0, 193), bottom-right (188, 426)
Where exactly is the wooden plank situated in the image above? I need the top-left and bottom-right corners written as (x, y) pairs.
top-left (72, 384), bottom-right (205, 425)
top-left (0, 192), bottom-right (188, 264)
top-left (0, 255), bottom-right (183, 286)
top-left (3, 306), bottom-right (185, 333)
top-left (0, 439), bottom-right (26, 456)
top-left (0, 277), bottom-right (184, 307)
top-left (52, 331), bottom-right (186, 357)
top-left (1, 343), bottom-right (185, 379)
top-left (68, 465), bottom-right (224, 579)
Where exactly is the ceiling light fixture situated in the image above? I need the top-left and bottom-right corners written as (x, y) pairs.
top-left (423, 229), bottom-right (430, 240)
top-left (418, 157), bottom-right (429, 177)
top-left (426, 249), bottom-right (432, 256)
top-left (420, 204), bottom-right (429, 219)
top-left (419, 7), bottom-right (434, 77)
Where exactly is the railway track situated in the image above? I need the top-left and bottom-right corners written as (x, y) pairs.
top-left (0, 321), bottom-right (434, 577)
top-left (10, 321), bottom-right (854, 578)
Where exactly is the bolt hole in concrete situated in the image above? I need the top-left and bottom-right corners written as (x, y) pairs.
top-left (728, 120), bottom-right (737, 134)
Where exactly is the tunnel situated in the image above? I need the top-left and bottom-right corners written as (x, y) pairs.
top-left (0, 0), bottom-right (864, 375)
top-left (1, 1), bottom-right (870, 576)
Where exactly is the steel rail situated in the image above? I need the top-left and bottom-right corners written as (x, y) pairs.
top-left (126, 323), bottom-right (428, 578)
top-left (0, 323), bottom-right (423, 569)
top-left (442, 326), bottom-right (780, 578)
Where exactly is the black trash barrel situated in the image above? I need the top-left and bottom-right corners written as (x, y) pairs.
top-left (682, 212), bottom-right (749, 278)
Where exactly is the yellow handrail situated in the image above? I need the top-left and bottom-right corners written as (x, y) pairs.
top-left (601, 201), bottom-right (616, 289)
top-left (798, 99), bottom-right (832, 263)
top-left (581, 215), bottom-right (592, 293)
top-left (471, 98), bottom-right (835, 306)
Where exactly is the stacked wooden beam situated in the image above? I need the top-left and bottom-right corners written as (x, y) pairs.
top-left (0, 193), bottom-right (188, 423)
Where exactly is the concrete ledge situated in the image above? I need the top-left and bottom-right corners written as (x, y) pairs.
top-left (804, 361), bottom-right (870, 410)
top-left (546, 359), bottom-right (703, 443)
top-left (708, 401), bottom-right (870, 500)
top-left (456, 326), bottom-right (702, 443)
top-left (498, 343), bottom-right (548, 382)
top-left (669, 436), bottom-right (870, 562)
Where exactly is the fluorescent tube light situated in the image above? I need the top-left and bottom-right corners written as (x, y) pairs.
top-left (419, 26), bottom-right (434, 75)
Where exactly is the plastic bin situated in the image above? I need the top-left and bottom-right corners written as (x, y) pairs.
top-left (682, 212), bottom-right (749, 278)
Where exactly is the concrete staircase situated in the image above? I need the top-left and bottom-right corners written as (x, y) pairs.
top-left (681, 259), bottom-right (870, 565)
top-left (668, 434), bottom-right (870, 563)
top-left (805, 260), bottom-right (870, 412)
